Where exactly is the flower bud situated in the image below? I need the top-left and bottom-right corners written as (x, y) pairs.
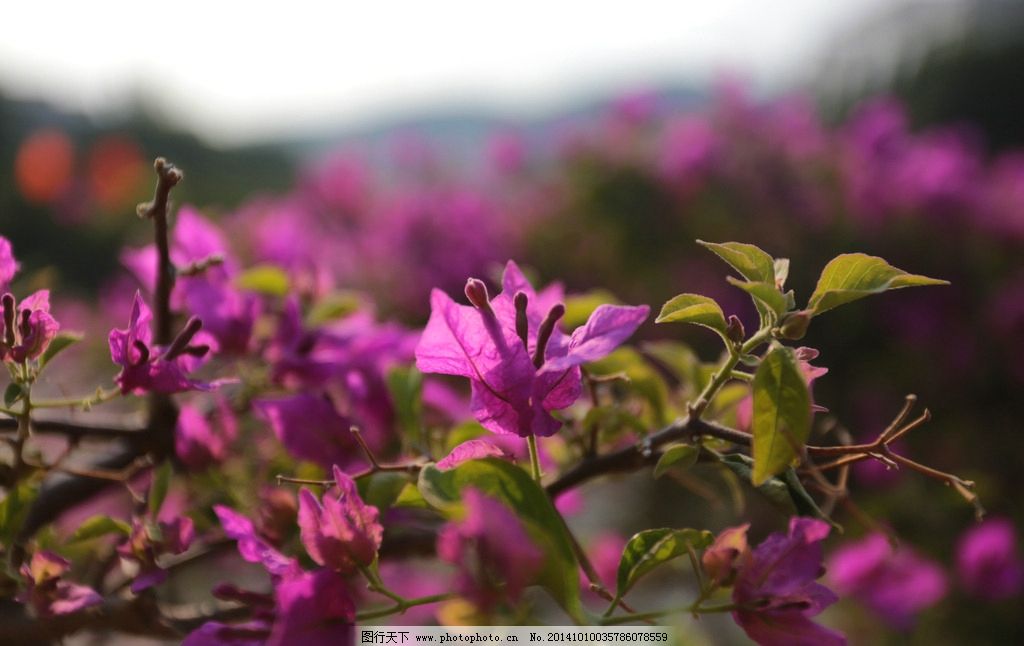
top-left (725, 314), bottom-right (746, 344)
top-left (778, 310), bottom-right (812, 340)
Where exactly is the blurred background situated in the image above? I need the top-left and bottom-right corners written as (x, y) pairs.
top-left (2, 0), bottom-right (1023, 643)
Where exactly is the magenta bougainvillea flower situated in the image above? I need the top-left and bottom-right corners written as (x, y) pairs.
top-left (108, 291), bottom-right (221, 394)
top-left (828, 532), bottom-right (947, 629)
top-left (122, 207), bottom-right (257, 354)
top-left (214, 504), bottom-right (300, 578)
top-left (175, 397), bottom-right (238, 470)
top-left (297, 466), bottom-right (383, 574)
top-left (437, 488), bottom-right (543, 611)
top-left (184, 570), bottom-right (355, 646)
top-left (416, 261), bottom-right (648, 437)
top-left (1, 290), bottom-right (60, 363)
top-left (201, 503), bottom-right (355, 645)
top-left (265, 298), bottom-right (415, 449)
top-left (17, 551), bottom-right (102, 617)
top-left (0, 236), bottom-right (19, 288)
top-left (116, 515), bottom-right (195, 593)
top-left (254, 394), bottom-right (364, 471)
top-left (731, 518), bottom-right (846, 646)
top-left (436, 438), bottom-right (513, 470)
top-left (955, 517), bottom-right (1024, 601)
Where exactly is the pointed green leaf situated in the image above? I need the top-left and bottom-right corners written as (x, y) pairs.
top-left (306, 291), bottom-right (361, 326)
top-left (4, 383), bottom-right (24, 408)
top-left (236, 264), bottom-right (291, 296)
top-left (0, 481), bottom-right (38, 544)
top-left (653, 444), bottom-right (700, 478)
top-left (357, 472), bottom-right (411, 512)
top-left (656, 294), bottom-right (728, 335)
top-left (614, 528), bottom-right (713, 602)
top-left (782, 468), bottom-right (842, 531)
top-left (393, 482), bottom-right (429, 508)
top-left (39, 332), bottom-right (84, 370)
top-left (808, 253), bottom-right (948, 315)
top-left (148, 461), bottom-right (173, 517)
top-left (718, 453), bottom-right (794, 512)
top-left (418, 459), bottom-right (584, 621)
top-left (387, 366), bottom-right (423, 447)
top-left (726, 278), bottom-right (788, 317)
top-left (698, 241), bottom-right (776, 283)
top-left (751, 347), bottom-right (811, 485)
top-left (69, 515), bottom-right (132, 543)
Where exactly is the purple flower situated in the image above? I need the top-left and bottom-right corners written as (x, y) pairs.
top-left (122, 207), bottom-right (257, 354)
top-left (117, 515), bottom-right (195, 593)
top-left (1, 290), bottom-right (60, 363)
top-left (436, 438), bottom-right (513, 470)
top-left (703, 523), bottom-right (750, 587)
top-left (175, 397), bottom-right (238, 470)
top-left (267, 569), bottom-right (355, 646)
top-left (416, 261), bottom-right (648, 437)
top-left (214, 505), bottom-right (300, 578)
top-left (297, 466), bottom-right (383, 573)
top-left (828, 533), bottom-right (947, 629)
top-left (265, 300), bottom-right (415, 446)
top-left (956, 517), bottom-right (1024, 601)
top-left (108, 291), bottom-right (221, 394)
top-left (732, 518), bottom-right (845, 646)
top-left (254, 394), bottom-right (363, 471)
top-left (436, 488), bottom-right (543, 611)
top-left (18, 551), bottom-right (102, 617)
top-left (185, 570), bottom-right (355, 646)
top-left (0, 236), bottom-right (19, 288)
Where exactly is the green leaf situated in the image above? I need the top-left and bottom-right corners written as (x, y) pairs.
top-left (726, 278), bottom-right (788, 317)
top-left (782, 468), bottom-right (842, 531)
top-left (3, 383), bottom-right (24, 408)
top-left (641, 341), bottom-right (701, 386)
top-left (236, 264), bottom-right (291, 296)
top-left (751, 346), bottom-right (811, 485)
top-left (444, 421), bottom-right (490, 453)
top-left (387, 366), bottom-right (423, 447)
top-left (718, 453), bottom-right (794, 512)
top-left (655, 294), bottom-right (728, 335)
top-left (417, 459), bottom-right (584, 621)
top-left (69, 515), bottom-right (132, 543)
top-left (808, 253), bottom-right (949, 315)
top-left (587, 347), bottom-right (670, 426)
top-left (0, 481), bottom-right (38, 544)
top-left (148, 461), bottom-right (173, 517)
top-left (614, 528), bottom-right (713, 603)
top-left (357, 472), bottom-right (411, 512)
top-left (306, 291), bottom-right (362, 326)
top-left (698, 240), bottom-right (776, 283)
top-left (39, 332), bottom-right (83, 370)
top-left (653, 444), bottom-right (700, 478)
top-left (393, 482), bottom-right (429, 508)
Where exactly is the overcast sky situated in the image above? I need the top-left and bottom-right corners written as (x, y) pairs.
top-left (2, 0), bottom-right (897, 145)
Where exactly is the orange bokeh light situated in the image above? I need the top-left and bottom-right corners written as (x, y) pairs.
top-left (87, 136), bottom-right (145, 212)
top-left (14, 128), bottom-right (74, 205)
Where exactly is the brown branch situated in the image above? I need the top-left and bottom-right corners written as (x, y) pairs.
top-left (136, 157), bottom-right (182, 346)
top-left (0, 595), bottom-right (178, 645)
top-left (16, 159), bottom-right (185, 543)
top-left (0, 417), bottom-right (144, 439)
